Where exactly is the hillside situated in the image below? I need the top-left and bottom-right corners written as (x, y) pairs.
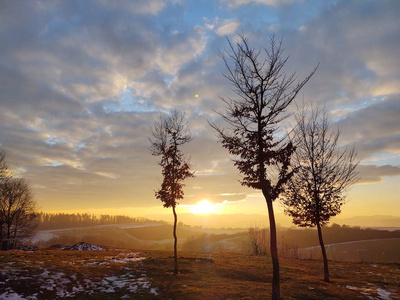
top-left (0, 249), bottom-right (398, 299)
top-left (27, 223), bottom-right (400, 263)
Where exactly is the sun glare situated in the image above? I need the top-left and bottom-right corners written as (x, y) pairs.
top-left (191, 200), bottom-right (216, 214)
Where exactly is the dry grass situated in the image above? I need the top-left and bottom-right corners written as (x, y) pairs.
top-left (143, 251), bottom-right (400, 299)
top-left (0, 249), bottom-right (399, 299)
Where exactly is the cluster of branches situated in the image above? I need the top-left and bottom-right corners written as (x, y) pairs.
top-left (281, 105), bottom-right (359, 282)
top-left (283, 105), bottom-right (359, 228)
top-left (38, 212), bottom-right (154, 230)
top-left (0, 149), bottom-right (38, 250)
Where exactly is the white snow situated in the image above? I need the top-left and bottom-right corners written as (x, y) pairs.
top-left (377, 288), bottom-right (392, 300)
top-left (1, 252), bottom-right (157, 298)
top-left (0, 291), bottom-right (24, 300)
top-left (345, 284), bottom-right (395, 300)
top-left (62, 242), bottom-right (104, 251)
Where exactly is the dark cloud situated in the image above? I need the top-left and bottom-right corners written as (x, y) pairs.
top-left (337, 95), bottom-right (400, 158)
top-left (357, 164), bottom-right (400, 184)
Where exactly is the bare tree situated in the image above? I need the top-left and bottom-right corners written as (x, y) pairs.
top-left (282, 104), bottom-right (359, 282)
top-left (1, 178), bottom-right (38, 250)
top-left (150, 110), bottom-right (194, 274)
top-left (0, 148), bottom-right (11, 248)
top-left (0, 149), bottom-right (9, 181)
top-left (210, 34), bottom-right (316, 299)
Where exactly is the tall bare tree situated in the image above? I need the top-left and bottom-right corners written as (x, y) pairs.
top-left (210, 34), bottom-right (316, 299)
top-left (282, 104), bottom-right (359, 282)
top-left (150, 110), bottom-right (194, 274)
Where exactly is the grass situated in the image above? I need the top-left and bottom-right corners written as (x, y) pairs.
top-left (1, 249), bottom-right (399, 299)
top-left (143, 251), bottom-right (399, 299)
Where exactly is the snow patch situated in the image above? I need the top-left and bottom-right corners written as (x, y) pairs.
top-left (62, 242), bottom-right (104, 251)
top-left (377, 288), bottom-right (392, 300)
top-left (0, 251), bottom-right (157, 298)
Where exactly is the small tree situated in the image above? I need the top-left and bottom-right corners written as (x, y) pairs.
top-left (282, 104), bottom-right (358, 282)
top-left (210, 34), bottom-right (316, 299)
top-left (0, 149), bottom-right (38, 250)
top-left (0, 150), bottom-right (9, 181)
top-left (150, 110), bottom-right (194, 274)
top-left (248, 227), bottom-right (269, 256)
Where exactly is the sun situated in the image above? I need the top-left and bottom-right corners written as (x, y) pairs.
top-left (191, 200), bottom-right (216, 214)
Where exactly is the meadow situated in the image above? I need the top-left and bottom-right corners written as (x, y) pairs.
top-left (1, 248), bottom-right (398, 299)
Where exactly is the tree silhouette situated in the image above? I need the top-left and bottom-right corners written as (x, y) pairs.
top-left (210, 34), bottom-right (316, 299)
top-left (150, 110), bottom-right (194, 274)
top-left (0, 149), bottom-right (9, 181)
top-left (282, 104), bottom-right (359, 282)
top-left (0, 149), bottom-right (38, 250)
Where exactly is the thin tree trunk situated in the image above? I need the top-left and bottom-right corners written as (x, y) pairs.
top-left (317, 223), bottom-right (330, 282)
top-left (172, 205), bottom-right (178, 274)
top-left (263, 190), bottom-right (280, 300)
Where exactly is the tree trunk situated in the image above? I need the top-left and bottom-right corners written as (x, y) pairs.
top-left (172, 205), bottom-right (178, 274)
top-left (263, 190), bottom-right (280, 300)
top-left (317, 223), bottom-right (330, 282)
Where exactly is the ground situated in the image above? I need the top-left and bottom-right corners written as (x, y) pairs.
top-left (0, 249), bottom-right (398, 299)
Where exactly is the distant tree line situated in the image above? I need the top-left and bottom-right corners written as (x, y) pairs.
top-left (38, 212), bottom-right (158, 230)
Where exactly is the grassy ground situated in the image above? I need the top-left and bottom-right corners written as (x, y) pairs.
top-left (0, 249), bottom-right (399, 299)
top-left (143, 251), bottom-right (399, 299)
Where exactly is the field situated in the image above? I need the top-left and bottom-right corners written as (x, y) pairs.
top-left (28, 224), bottom-right (400, 264)
top-left (1, 248), bottom-right (399, 299)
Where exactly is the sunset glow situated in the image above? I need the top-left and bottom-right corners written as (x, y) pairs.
top-left (191, 200), bottom-right (216, 214)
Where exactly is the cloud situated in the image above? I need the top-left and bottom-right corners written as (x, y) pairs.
top-left (221, 0), bottom-right (298, 8)
top-left (357, 164), bottom-right (400, 184)
top-left (337, 95), bottom-right (400, 158)
top-left (279, 0), bottom-right (400, 107)
top-left (0, 0), bottom-right (399, 215)
top-left (216, 20), bottom-right (241, 36)
top-left (98, 0), bottom-right (168, 15)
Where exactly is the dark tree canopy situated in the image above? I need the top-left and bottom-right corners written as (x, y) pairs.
top-left (150, 110), bottom-right (194, 208)
top-left (283, 105), bottom-right (359, 227)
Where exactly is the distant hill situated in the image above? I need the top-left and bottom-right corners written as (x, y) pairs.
top-left (331, 215), bottom-right (400, 228)
top-left (144, 213), bottom-right (400, 229)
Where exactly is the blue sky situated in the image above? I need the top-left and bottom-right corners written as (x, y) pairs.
top-left (0, 0), bottom-right (399, 220)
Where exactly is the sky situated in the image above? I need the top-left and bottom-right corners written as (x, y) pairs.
top-left (0, 0), bottom-right (399, 223)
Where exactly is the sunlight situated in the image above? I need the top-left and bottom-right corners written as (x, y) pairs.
top-left (191, 200), bottom-right (216, 214)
